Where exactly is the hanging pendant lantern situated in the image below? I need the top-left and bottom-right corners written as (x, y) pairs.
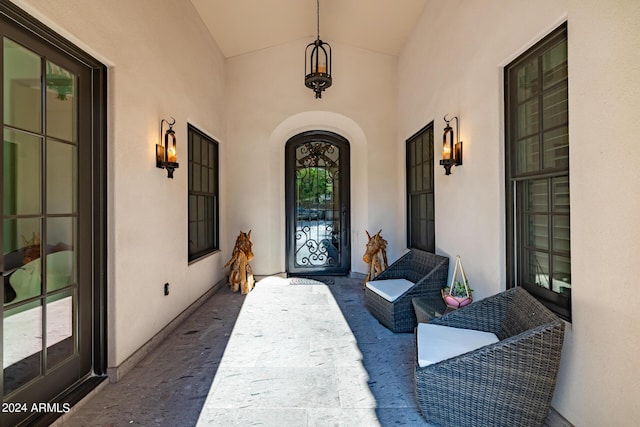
top-left (305, 0), bottom-right (332, 99)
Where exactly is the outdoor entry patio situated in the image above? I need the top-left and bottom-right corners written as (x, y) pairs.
top-left (55, 276), bottom-right (560, 426)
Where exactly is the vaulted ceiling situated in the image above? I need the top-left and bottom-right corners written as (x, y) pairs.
top-left (190, 0), bottom-right (427, 58)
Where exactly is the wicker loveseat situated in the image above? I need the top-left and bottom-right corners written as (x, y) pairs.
top-left (414, 287), bottom-right (566, 427)
top-left (364, 249), bottom-right (449, 333)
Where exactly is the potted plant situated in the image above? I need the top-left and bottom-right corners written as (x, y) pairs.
top-left (441, 256), bottom-right (473, 309)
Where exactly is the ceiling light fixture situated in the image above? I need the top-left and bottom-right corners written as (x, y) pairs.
top-left (305, 0), bottom-right (332, 99)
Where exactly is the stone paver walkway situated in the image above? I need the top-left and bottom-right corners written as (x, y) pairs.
top-left (59, 276), bottom-right (429, 426)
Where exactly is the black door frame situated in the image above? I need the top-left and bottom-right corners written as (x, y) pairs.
top-left (0, 3), bottom-right (107, 426)
top-left (285, 130), bottom-right (350, 276)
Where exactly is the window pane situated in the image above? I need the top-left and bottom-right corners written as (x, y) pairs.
top-left (4, 38), bottom-right (42, 133)
top-left (542, 40), bottom-right (567, 89)
top-left (423, 135), bottom-right (431, 162)
top-left (526, 179), bottom-right (548, 212)
top-left (193, 164), bottom-right (201, 192)
top-left (528, 250), bottom-right (549, 289)
top-left (552, 176), bottom-right (570, 212)
top-left (543, 126), bottom-right (569, 170)
top-left (197, 221), bottom-right (206, 250)
top-left (423, 160), bottom-right (432, 191)
top-left (517, 99), bottom-right (539, 138)
top-left (552, 255), bottom-right (571, 294)
top-left (415, 164), bottom-right (423, 191)
top-left (197, 196), bottom-right (205, 221)
top-left (201, 168), bottom-right (209, 192)
top-left (517, 61), bottom-right (538, 102)
top-left (542, 82), bottom-right (568, 130)
top-left (552, 215), bottom-right (571, 253)
top-left (201, 142), bottom-right (208, 167)
top-left (189, 195), bottom-right (197, 221)
top-left (46, 60), bottom-right (77, 142)
top-left (409, 165), bottom-right (416, 193)
top-left (516, 136), bottom-right (539, 174)
top-left (193, 135), bottom-right (201, 163)
top-left (188, 222), bottom-right (197, 255)
top-left (526, 214), bottom-right (548, 250)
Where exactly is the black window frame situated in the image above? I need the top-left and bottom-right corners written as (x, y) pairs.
top-left (188, 124), bottom-right (219, 262)
top-left (505, 22), bottom-right (571, 320)
top-left (406, 122), bottom-right (435, 253)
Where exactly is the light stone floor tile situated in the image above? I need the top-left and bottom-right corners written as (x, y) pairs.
top-left (60, 276), bottom-right (437, 427)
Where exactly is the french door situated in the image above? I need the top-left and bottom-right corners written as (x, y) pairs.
top-left (1, 4), bottom-right (106, 426)
top-left (285, 131), bottom-right (350, 275)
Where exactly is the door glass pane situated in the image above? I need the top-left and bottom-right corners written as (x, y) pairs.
top-left (3, 129), bottom-right (42, 216)
top-left (46, 60), bottom-right (77, 142)
top-left (4, 300), bottom-right (42, 395)
top-left (294, 141), bottom-right (340, 268)
top-left (3, 218), bottom-right (42, 305)
top-left (3, 38), bottom-right (41, 133)
top-left (46, 290), bottom-right (75, 369)
top-left (46, 217), bottom-right (76, 290)
top-left (47, 140), bottom-right (77, 214)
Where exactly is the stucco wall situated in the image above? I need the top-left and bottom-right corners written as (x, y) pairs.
top-left (13, 0), bottom-right (228, 367)
top-left (398, 0), bottom-right (640, 425)
top-left (225, 39), bottom-right (401, 275)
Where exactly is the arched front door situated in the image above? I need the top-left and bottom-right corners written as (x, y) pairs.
top-left (285, 131), bottom-right (350, 276)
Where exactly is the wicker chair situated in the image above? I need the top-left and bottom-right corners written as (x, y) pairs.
top-left (364, 250), bottom-right (449, 333)
top-left (414, 287), bottom-right (566, 427)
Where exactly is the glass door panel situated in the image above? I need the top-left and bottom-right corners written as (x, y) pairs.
top-left (2, 26), bottom-right (81, 415)
top-left (46, 290), bottom-right (75, 369)
top-left (3, 301), bottom-right (42, 395)
top-left (3, 129), bottom-right (42, 216)
top-left (3, 38), bottom-right (41, 133)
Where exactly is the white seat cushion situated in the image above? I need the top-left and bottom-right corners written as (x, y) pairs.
top-left (416, 323), bottom-right (499, 368)
top-left (365, 278), bottom-right (414, 302)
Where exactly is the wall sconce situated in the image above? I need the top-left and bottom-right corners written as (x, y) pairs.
top-left (156, 117), bottom-right (179, 179)
top-left (439, 115), bottom-right (463, 175)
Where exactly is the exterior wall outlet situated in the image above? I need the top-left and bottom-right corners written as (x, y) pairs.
top-left (164, 283), bottom-right (169, 296)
